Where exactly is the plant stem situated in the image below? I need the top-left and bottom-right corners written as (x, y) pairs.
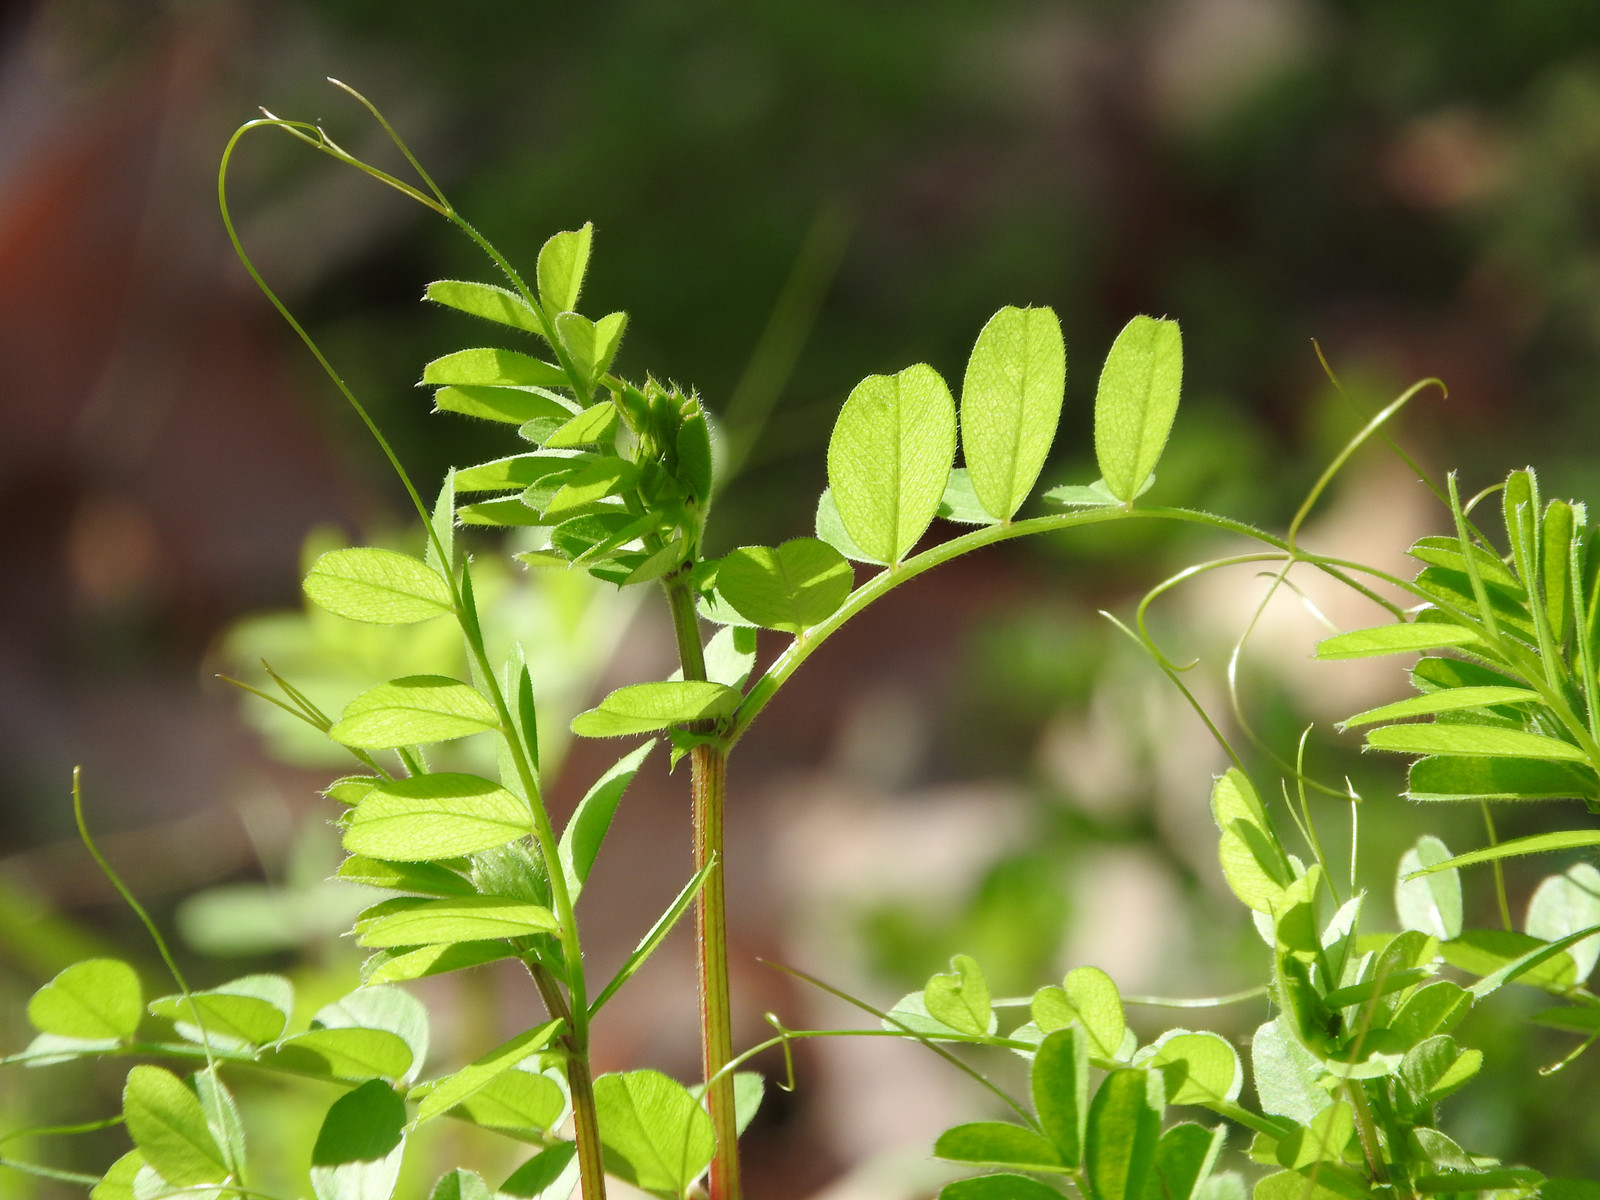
top-left (662, 572), bottom-right (741, 1200)
top-left (527, 962), bottom-right (607, 1200)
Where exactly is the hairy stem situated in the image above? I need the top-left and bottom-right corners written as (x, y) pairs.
top-left (662, 573), bottom-right (741, 1200)
top-left (528, 962), bottom-right (607, 1200)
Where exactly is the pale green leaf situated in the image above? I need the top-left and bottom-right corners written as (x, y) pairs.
top-left (454, 453), bottom-right (589, 493)
top-left (1143, 1031), bottom-right (1241, 1107)
top-left (541, 402), bottom-right (620, 450)
top-left (309, 1080), bottom-right (407, 1200)
top-left (428, 1169), bottom-right (491, 1200)
top-left (363, 942), bottom-right (515, 986)
top-left (122, 1066), bottom-right (228, 1188)
top-left (329, 676), bottom-right (500, 750)
top-left (271, 1028), bottom-right (414, 1082)
top-left (716, 539), bottom-right (854, 634)
top-left (304, 549), bottom-right (453, 626)
top-left (1249, 1019), bottom-right (1330, 1125)
top-left (356, 897), bottom-right (558, 947)
top-left (1367, 724), bottom-right (1585, 761)
top-left (924, 954), bottom-right (995, 1037)
top-left (1395, 836), bottom-right (1462, 942)
top-left (592, 1069), bottom-right (715, 1198)
top-left (1034, 966), bottom-right (1126, 1061)
top-left (1210, 769), bottom-right (1293, 915)
top-left (570, 680), bottom-right (740, 738)
top-left (28, 959), bottom-right (142, 1040)
top-left (815, 487), bottom-right (885, 565)
top-left (960, 305), bottom-right (1066, 520)
top-left (344, 773), bottom-right (532, 862)
top-left (453, 1067), bottom-right (565, 1135)
top-left (433, 385), bottom-right (572, 426)
top-left (826, 363), bottom-right (957, 564)
top-left (1527, 863), bottom-right (1600, 979)
top-left (91, 1151), bottom-right (145, 1200)
top-left (1315, 623), bottom-right (1479, 660)
top-left (313, 986), bottom-right (430, 1085)
top-left (936, 467), bottom-right (1004, 526)
top-left (1094, 315), bottom-right (1182, 504)
top-left (337, 857), bottom-right (475, 897)
top-left (148, 975), bottom-right (292, 1050)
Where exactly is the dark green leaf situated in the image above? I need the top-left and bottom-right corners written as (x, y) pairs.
top-left (458, 498), bottom-right (547, 527)
top-left (1152, 1124), bottom-right (1226, 1200)
top-left (1033, 1027), bottom-right (1090, 1167)
top-left (122, 1066), bottom-right (228, 1187)
top-left (309, 1080), bottom-right (407, 1200)
top-left (500, 1144), bottom-right (578, 1199)
top-left (960, 305), bottom-right (1066, 520)
top-left (934, 1122), bottom-right (1062, 1168)
top-left (827, 363), bottom-right (957, 565)
top-left (364, 942), bottom-right (515, 986)
top-left (1094, 316), bottom-right (1182, 504)
top-left (29, 959), bottom-right (142, 1040)
top-left (938, 1175), bottom-right (1063, 1200)
top-left (1085, 1068), bottom-right (1164, 1200)
top-left (716, 539), bottom-right (853, 634)
top-left (560, 742), bottom-right (654, 901)
top-left (1407, 754), bottom-right (1596, 802)
top-left (337, 857), bottom-right (475, 897)
top-left (1387, 982), bottom-right (1472, 1046)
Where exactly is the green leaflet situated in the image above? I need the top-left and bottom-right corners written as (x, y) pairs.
top-left (1153, 1124), bottom-right (1227, 1200)
top-left (424, 281), bottom-right (541, 334)
top-left (936, 468), bottom-right (1004, 526)
top-left (1398, 1036), bottom-right (1482, 1111)
top-left (500, 1144), bottom-right (579, 1200)
top-left (148, 974), bottom-right (293, 1050)
top-left (1406, 755), bottom-right (1597, 802)
top-left (194, 1067), bottom-right (246, 1178)
top-left (592, 1069), bottom-right (715, 1200)
top-left (716, 538), bottom-right (854, 634)
top-left (570, 680), bottom-right (740, 738)
top-left (309, 1080), bottom-right (408, 1200)
top-left (423, 348), bottom-right (567, 390)
top-left (1340, 686), bottom-right (1540, 729)
top-left (364, 942), bottom-right (515, 986)
top-left (434, 385), bottom-right (573, 426)
top-left (304, 548), bottom-right (453, 625)
top-left (933, 1122), bottom-right (1062, 1168)
top-left (458, 498), bottom-right (547, 527)
top-left (356, 897), bottom-right (559, 947)
top-left (28, 958), bottom-right (142, 1040)
top-left (1250, 1019), bottom-right (1331, 1125)
top-left (1084, 1068), bottom-right (1165, 1200)
top-left (1141, 1031), bottom-right (1242, 1107)
top-left (536, 224), bottom-right (594, 317)
top-left (454, 452), bottom-right (589, 493)
top-left (1394, 836), bottom-right (1462, 942)
top-left (329, 676), bottom-right (500, 750)
top-left (337, 857), bottom-right (476, 897)
top-left (1093, 315), bottom-right (1182, 504)
top-left (1034, 966), bottom-right (1126, 1061)
top-left (429, 1169), bottom-right (491, 1200)
top-left (272, 1028), bottom-right (415, 1082)
top-left (555, 311), bottom-right (627, 390)
top-left (122, 1066), bottom-right (229, 1188)
top-left (542, 402), bottom-right (620, 450)
top-left (1366, 724), bottom-right (1585, 762)
top-left (1210, 769), bottom-right (1293, 915)
top-left (560, 742), bottom-right (654, 901)
top-left (939, 1176), bottom-right (1063, 1200)
top-left (1441, 929), bottom-right (1577, 992)
top-left (1314, 623), bottom-right (1479, 659)
top-left (1032, 1027), bottom-right (1091, 1168)
top-left (924, 954), bottom-right (995, 1037)
top-left (1527, 862), bottom-right (1600, 979)
top-left (815, 487), bottom-right (885, 565)
top-left (960, 305), bottom-right (1066, 521)
top-left (826, 363), bottom-right (957, 565)
top-left (90, 1150), bottom-right (144, 1200)
top-left (413, 1020), bottom-right (564, 1125)
top-left (344, 773), bottom-right (533, 862)
top-left (452, 1067), bottom-right (565, 1135)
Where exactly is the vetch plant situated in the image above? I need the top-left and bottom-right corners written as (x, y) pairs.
top-left (3, 82), bottom-right (1599, 1200)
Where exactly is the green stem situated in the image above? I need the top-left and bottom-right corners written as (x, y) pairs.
top-left (662, 573), bottom-right (740, 1200)
top-left (527, 961), bottom-right (607, 1200)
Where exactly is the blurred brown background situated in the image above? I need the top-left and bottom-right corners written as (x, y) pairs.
top-left (4, 0), bottom-right (1600, 1195)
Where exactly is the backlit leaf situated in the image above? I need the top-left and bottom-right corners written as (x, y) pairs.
top-left (1527, 862), bottom-right (1600, 980)
top-left (337, 857), bottom-right (475, 897)
top-left (454, 453), bottom-right (589, 493)
top-left (424, 281), bottom-right (540, 334)
top-left (938, 1176), bottom-right (1062, 1200)
top-left (313, 986), bottom-right (430, 1084)
top-left (148, 975), bottom-right (292, 1050)
top-left (453, 1067), bottom-right (565, 1135)
top-left (537, 225), bottom-right (593, 317)
top-left (344, 773), bottom-right (533, 862)
top-left (1094, 316), bottom-right (1182, 504)
top-left (570, 680), bottom-right (740, 738)
top-left (1084, 1068), bottom-right (1164, 1200)
top-left (122, 1066), bottom-right (228, 1187)
top-left (304, 549), bottom-right (453, 626)
top-left (936, 468), bottom-right (1003, 526)
top-left (414, 1021), bottom-right (563, 1125)
top-left (1032, 1027), bottom-right (1090, 1167)
top-left (1315, 624), bottom-right (1479, 659)
top-left (827, 363), bottom-right (957, 564)
top-left (592, 1069), bottom-right (714, 1199)
top-left (960, 305), bottom-right (1066, 521)
top-left (499, 1144), bottom-right (578, 1200)
top-left (815, 488), bottom-right (884, 565)
top-left (924, 954), bottom-right (995, 1037)
top-left (363, 942), bottom-right (514, 986)
top-left (933, 1122), bottom-right (1061, 1168)
top-left (1366, 724), bottom-right (1585, 761)
top-left (1210, 769), bottom-right (1292, 915)
top-left (356, 897), bottom-right (558, 947)
top-left (29, 959), bottom-right (142, 1040)
top-left (330, 677), bottom-right (500, 750)
top-left (716, 539), bottom-right (854, 634)
top-left (1143, 1031), bottom-right (1241, 1107)
top-left (1395, 836), bottom-right (1462, 942)
top-left (1340, 686), bottom-right (1539, 729)
top-left (1407, 754), bottom-right (1596, 802)
top-left (271, 1028), bottom-right (414, 1082)
top-left (434, 385), bottom-right (572, 426)
top-left (423, 348), bottom-right (566, 391)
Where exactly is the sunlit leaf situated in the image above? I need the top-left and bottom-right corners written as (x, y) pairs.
top-left (924, 954), bottom-right (995, 1037)
top-left (148, 975), bottom-right (292, 1050)
top-left (1366, 724), bottom-right (1585, 761)
top-left (960, 305), bottom-right (1065, 521)
top-left (1094, 315), bottom-right (1181, 504)
top-left (1142, 1031), bottom-right (1241, 1107)
top-left (537, 224), bottom-right (593, 317)
top-left (309, 1080), bottom-right (407, 1200)
top-left (1032, 1027), bottom-right (1090, 1167)
top-left (1315, 624), bottom-right (1479, 660)
top-left (1084, 1068), bottom-right (1164, 1200)
top-left (414, 1021), bottom-right (564, 1125)
top-left (1341, 686), bottom-right (1539, 729)
top-left (356, 897), bottom-right (558, 947)
top-left (329, 677), bottom-right (500, 750)
top-left (425, 281), bottom-right (540, 334)
top-left (717, 539), bottom-right (854, 634)
top-left (933, 1122), bottom-right (1061, 1168)
top-left (570, 680), bottom-right (740, 738)
top-left (304, 549), bottom-right (453, 626)
top-left (344, 773), bottom-right (533, 862)
top-left (423, 348), bottom-right (566, 391)
top-left (29, 959), bottom-right (142, 1040)
top-left (433, 385), bottom-right (572, 426)
top-left (1407, 755), bottom-right (1596, 802)
top-left (593, 1069), bottom-right (715, 1198)
top-left (337, 857), bottom-right (475, 898)
top-left (122, 1067), bottom-right (228, 1188)
top-left (363, 942), bottom-right (515, 986)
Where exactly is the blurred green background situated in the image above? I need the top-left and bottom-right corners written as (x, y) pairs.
top-left (3, 0), bottom-right (1600, 1196)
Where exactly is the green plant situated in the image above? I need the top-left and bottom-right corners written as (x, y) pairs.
top-left (3, 83), bottom-right (1599, 1200)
